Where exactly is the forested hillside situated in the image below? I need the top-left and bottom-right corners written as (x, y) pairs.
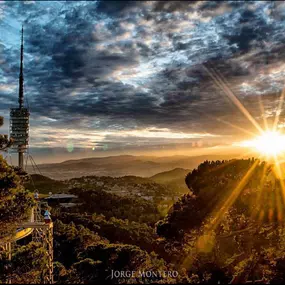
top-left (4, 157), bottom-right (285, 283)
top-left (24, 174), bottom-right (68, 195)
top-left (44, 158), bottom-right (285, 283)
top-left (69, 187), bottom-right (162, 224)
top-left (150, 168), bottom-right (190, 193)
top-left (0, 156), bottom-right (35, 282)
top-left (157, 158), bottom-right (285, 283)
top-left (0, 156), bottom-right (34, 240)
top-left (25, 173), bottom-right (184, 216)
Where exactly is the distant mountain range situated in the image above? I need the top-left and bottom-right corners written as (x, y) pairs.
top-left (27, 154), bottom-right (239, 180)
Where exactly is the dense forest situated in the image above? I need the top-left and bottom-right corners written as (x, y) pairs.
top-left (3, 156), bottom-right (285, 283)
top-left (0, 156), bottom-right (34, 240)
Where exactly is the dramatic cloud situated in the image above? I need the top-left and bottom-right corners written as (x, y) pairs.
top-left (1, 1), bottom-right (285, 156)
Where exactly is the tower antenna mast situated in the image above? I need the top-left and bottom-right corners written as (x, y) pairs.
top-left (19, 25), bottom-right (24, 109)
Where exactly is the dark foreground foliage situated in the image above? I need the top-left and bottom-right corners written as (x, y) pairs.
top-left (4, 158), bottom-right (285, 283)
top-left (0, 156), bottom-right (34, 240)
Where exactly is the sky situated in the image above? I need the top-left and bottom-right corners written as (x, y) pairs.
top-left (1, 1), bottom-right (285, 162)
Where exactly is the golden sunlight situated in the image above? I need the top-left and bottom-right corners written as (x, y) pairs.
top-left (239, 130), bottom-right (285, 156)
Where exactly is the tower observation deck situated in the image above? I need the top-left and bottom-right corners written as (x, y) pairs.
top-left (9, 26), bottom-right (30, 169)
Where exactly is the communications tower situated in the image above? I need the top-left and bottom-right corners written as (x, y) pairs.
top-left (1, 27), bottom-right (54, 284)
top-left (10, 26), bottom-right (30, 169)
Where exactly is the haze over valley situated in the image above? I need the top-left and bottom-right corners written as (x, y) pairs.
top-left (28, 153), bottom-right (242, 179)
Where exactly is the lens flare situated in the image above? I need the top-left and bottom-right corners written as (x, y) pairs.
top-left (66, 141), bottom-right (74, 153)
top-left (238, 131), bottom-right (285, 156)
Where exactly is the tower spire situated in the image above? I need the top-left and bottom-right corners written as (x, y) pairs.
top-left (19, 25), bottom-right (24, 109)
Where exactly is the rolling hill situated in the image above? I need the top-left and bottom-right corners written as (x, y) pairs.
top-left (150, 168), bottom-right (190, 184)
top-left (27, 154), bottom-right (237, 180)
top-left (150, 168), bottom-right (190, 194)
top-left (24, 174), bottom-right (69, 194)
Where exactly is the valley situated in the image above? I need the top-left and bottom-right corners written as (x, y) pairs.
top-left (27, 154), bottom-right (239, 180)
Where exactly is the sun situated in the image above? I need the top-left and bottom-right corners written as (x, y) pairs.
top-left (240, 130), bottom-right (285, 157)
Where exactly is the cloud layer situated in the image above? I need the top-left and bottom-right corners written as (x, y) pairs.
top-left (1, 1), bottom-right (285, 153)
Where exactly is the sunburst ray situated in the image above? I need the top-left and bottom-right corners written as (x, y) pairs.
top-left (273, 87), bottom-right (285, 132)
top-left (203, 64), bottom-right (263, 134)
